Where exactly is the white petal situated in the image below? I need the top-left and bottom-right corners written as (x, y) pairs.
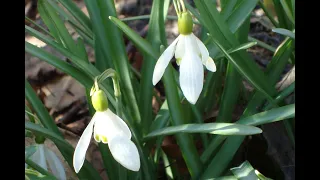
top-left (45, 148), bottom-right (67, 180)
top-left (95, 109), bottom-right (132, 142)
top-left (192, 33), bottom-right (209, 64)
top-left (73, 117), bottom-right (96, 173)
top-left (205, 57), bottom-right (217, 72)
top-left (175, 35), bottom-right (185, 61)
top-left (30, 144), bottom-right (48, 170)
top-left (152, 36), bottom-right (180, 85)
top-left (188, 33), bottom-right (201, 56)
top-left (179, 36), bottom-right (204, 104)
top-left (108, 136), bottom-right (140, 171)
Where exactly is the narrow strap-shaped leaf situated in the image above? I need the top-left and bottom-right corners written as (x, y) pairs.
top-left (138, 0), bottom-right (166, 135)
top-left (56, 0), bottom-right (92, 31)
top-left (279, 0), bottom-right (295, 24)
top-left (230, 161), bottom-right (260, 180)
top-left (25, 81), bottom-right (63, 137)
top-left (211, 39), bottom-right (278, 107)
top-left (272, 28), bottom-right (295, 39)
top-left (39, 0), bottom-right (78, 53)
top-left (145, 123), bottom-right (262, 139)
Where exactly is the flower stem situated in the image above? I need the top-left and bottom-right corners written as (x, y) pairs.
top-left (179, 0), bottom-right (186, 12)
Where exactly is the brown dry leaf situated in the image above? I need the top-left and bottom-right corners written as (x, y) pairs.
top-left (25, 45), bottom-right (65, 83)
top-left (44, 76), bottom-right (85, 112)
top-left (276, 66), bottom-right (295, 91)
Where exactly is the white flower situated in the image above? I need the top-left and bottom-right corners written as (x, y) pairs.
top-left (152, 33), bottom-right (216, 104)
top-left (73, 109), bottom-right (140, 173)
top-left (29, 144), bottom-right (66, 180)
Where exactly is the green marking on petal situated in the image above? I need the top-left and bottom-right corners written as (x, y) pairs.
top-left (101, 136), bottom-right (108, 144)
top-left (94, 134), bottom-right (101, 142)
top-left (176, 58), bottom-right (182, 65)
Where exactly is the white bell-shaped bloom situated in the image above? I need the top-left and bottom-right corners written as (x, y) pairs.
top-left (29, 144), bottom-right (66, 180)
top-left (73, 109), bottom-right (140, 173)
top-left (152, 33), bottom-right (216, 104)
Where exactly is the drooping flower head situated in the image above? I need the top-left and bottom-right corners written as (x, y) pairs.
top-left (27, 137), bottom-right (66, 180)
top-left (152, 0), bottom-right (216, 104)
top-left (73, 87), bottom-right (140, 173)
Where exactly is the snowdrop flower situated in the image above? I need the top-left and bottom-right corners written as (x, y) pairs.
top-left (73, 89), bottom-right (140, 173)
top-left (152, 6), bottom-right (216, 104)
top-left (28, 143), bottom-right (66, 180)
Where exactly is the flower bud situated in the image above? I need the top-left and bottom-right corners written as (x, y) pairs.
top-left (178, 12), bottom-right (193, 35)
top-left (91, 90), bottom-right (108, 112)
top-left (35, 135), bottom-right (46, 144)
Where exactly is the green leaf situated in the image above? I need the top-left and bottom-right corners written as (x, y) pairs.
top-left (145, 123), bottom-right (262, 139)
top-left (55, 0), bottom-right (92, 31)
top-left (25, 16), bottom-right (53, 37)
top-left (200, 104), bottom-right (295, 164)
top-left (230, 161), bottom-right (260, 180)
top-left (211, 38), bottom-right (278, 107)
top-left (109, 16), bottom-right (159, 59)
top-left (195, 0), bottom-right (276, 99)
top-left (248, 36), bottom-right (276, 52)
top-left (272, 28), bottom-right (295, 39)
top-left (214, 42), bottom-right (257, 59)
top-left (25, 81), bottom-right (63, 137)
top-left (238, 104), bottom-right (295, 126)
top-left (137, 0), bottom-right (165, 135)
top-left (39, 0), bottom-right (78, 53)
top-left (201, 26), bottom-right (294, 179)
top-left (225, 0), bottom-right (259, 33)
top-left (279, 0), bottom-right (295, 24)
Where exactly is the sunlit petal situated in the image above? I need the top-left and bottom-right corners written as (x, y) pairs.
top-left (73, 117), bottom-right (96, 173)
top-left (179, 36), bottom-right (204, 104)
top-left (108, 136), bottom-right (140, 171)
top-left (153, 36), bottom-right (180, 85)
top-left (95, 109), bottom-right (132, 142)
